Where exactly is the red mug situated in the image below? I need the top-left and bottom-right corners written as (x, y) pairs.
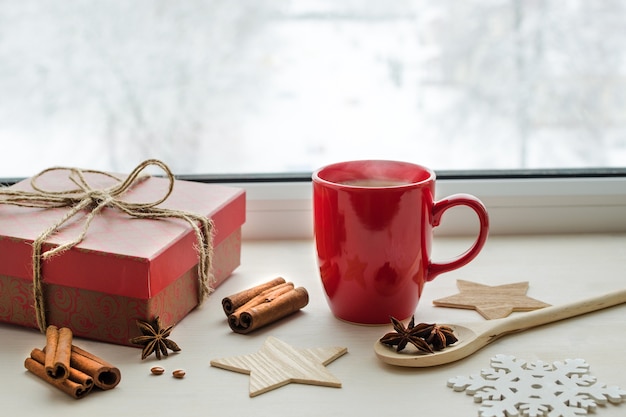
top-left (312, 160), bottom-right (489, 324)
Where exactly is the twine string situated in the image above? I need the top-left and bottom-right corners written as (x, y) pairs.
top-left (0, 159), bottom-right (213, 333)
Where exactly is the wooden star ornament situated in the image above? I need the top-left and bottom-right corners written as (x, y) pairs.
top-left (210, 336), bottom-right (347, 397)
top-left (432, 280), bottom-right (550, 320)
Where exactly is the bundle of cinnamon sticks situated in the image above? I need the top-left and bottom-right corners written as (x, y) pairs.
top-left (24, 325), bottom-right (121, 399)
top-left (222, 277), bottom-right (309, 334)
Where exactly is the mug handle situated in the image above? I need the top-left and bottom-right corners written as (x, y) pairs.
top-left (426, 193), bottom-right (489, 282)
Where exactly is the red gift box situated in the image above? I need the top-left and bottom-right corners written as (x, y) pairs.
top-left (0, 163), bottom-right (245, 346)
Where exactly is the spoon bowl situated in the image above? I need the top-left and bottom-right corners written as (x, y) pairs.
top-left (375, 289), bottom-right (626, 367)
top-left (375, 323), bottom-right (482, 367)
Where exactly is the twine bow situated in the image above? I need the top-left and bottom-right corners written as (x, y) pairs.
top-left (0, 159), bottom-right (213, 333)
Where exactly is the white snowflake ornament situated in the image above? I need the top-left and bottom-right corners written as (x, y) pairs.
top-left (448, 354), bottom-right (626, 417)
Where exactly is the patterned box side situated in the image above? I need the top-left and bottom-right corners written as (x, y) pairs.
top-left (0, 228), bottom-right (241, 345)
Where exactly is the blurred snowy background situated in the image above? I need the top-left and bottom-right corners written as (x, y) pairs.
top-left (0, 0), bottom-right (625, 177)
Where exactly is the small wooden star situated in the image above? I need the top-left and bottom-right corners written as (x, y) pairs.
top-left (432, 280), bottom-right (550, 320)
top-left (210, 336), bottom-right (347, 397)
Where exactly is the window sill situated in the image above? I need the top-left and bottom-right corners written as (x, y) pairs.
top-left (2, 233), bottom-right (625, 416)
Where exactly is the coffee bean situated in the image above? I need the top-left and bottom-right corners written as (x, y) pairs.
top-left (150, 366), bottom-right (165, 375)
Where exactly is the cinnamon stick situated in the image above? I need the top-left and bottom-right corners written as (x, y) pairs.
top-left (41, 344), bottom-right (121, 390)
top-left (227, 281), bottom-right (309, 334)
top-left (68, 345), bottom-right (121, 390)
top-left (222, 277), bottom-right (287, 315)
top-left (32, 348), bottom-right (93, 390)
top-left (44, 325), bottom-right (72, 380)
top-left (230, 281), bottom-right (295, 322)
top-left (25, 348), bottom-right (93, 399)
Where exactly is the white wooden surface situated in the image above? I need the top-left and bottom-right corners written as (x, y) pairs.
top-left (1, 234), bottom-right (625, 416)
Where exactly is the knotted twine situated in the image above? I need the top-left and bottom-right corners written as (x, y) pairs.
top-left (0, 159), bottom-right (214, 333)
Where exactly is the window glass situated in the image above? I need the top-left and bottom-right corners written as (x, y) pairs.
top-left (1, 1), bottom-right (624, 177)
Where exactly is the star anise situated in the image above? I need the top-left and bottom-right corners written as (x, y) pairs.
top-left (379, 316), bottom-right (433, 353)
top-left (411, 322), bottom-right (458, 351)
top-left (129, 316), bottom-right (181, 360)
top-left (379, 316), bottom-right (458, 354)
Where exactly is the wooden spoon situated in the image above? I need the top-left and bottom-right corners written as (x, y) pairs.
top-left (374, 289), bottom-right (626, 367)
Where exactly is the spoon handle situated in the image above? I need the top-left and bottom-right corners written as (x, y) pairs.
top-left (489, 288), bottom-right (626, 337)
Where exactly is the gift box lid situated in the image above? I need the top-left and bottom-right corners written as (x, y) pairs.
top-left (0, 169), bottom-right (245, 299)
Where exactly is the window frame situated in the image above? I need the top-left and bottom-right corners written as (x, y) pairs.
top-left (194, 170), bottom-right (626, 240)
top-left (4, 170), bottom-right (625, 240)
